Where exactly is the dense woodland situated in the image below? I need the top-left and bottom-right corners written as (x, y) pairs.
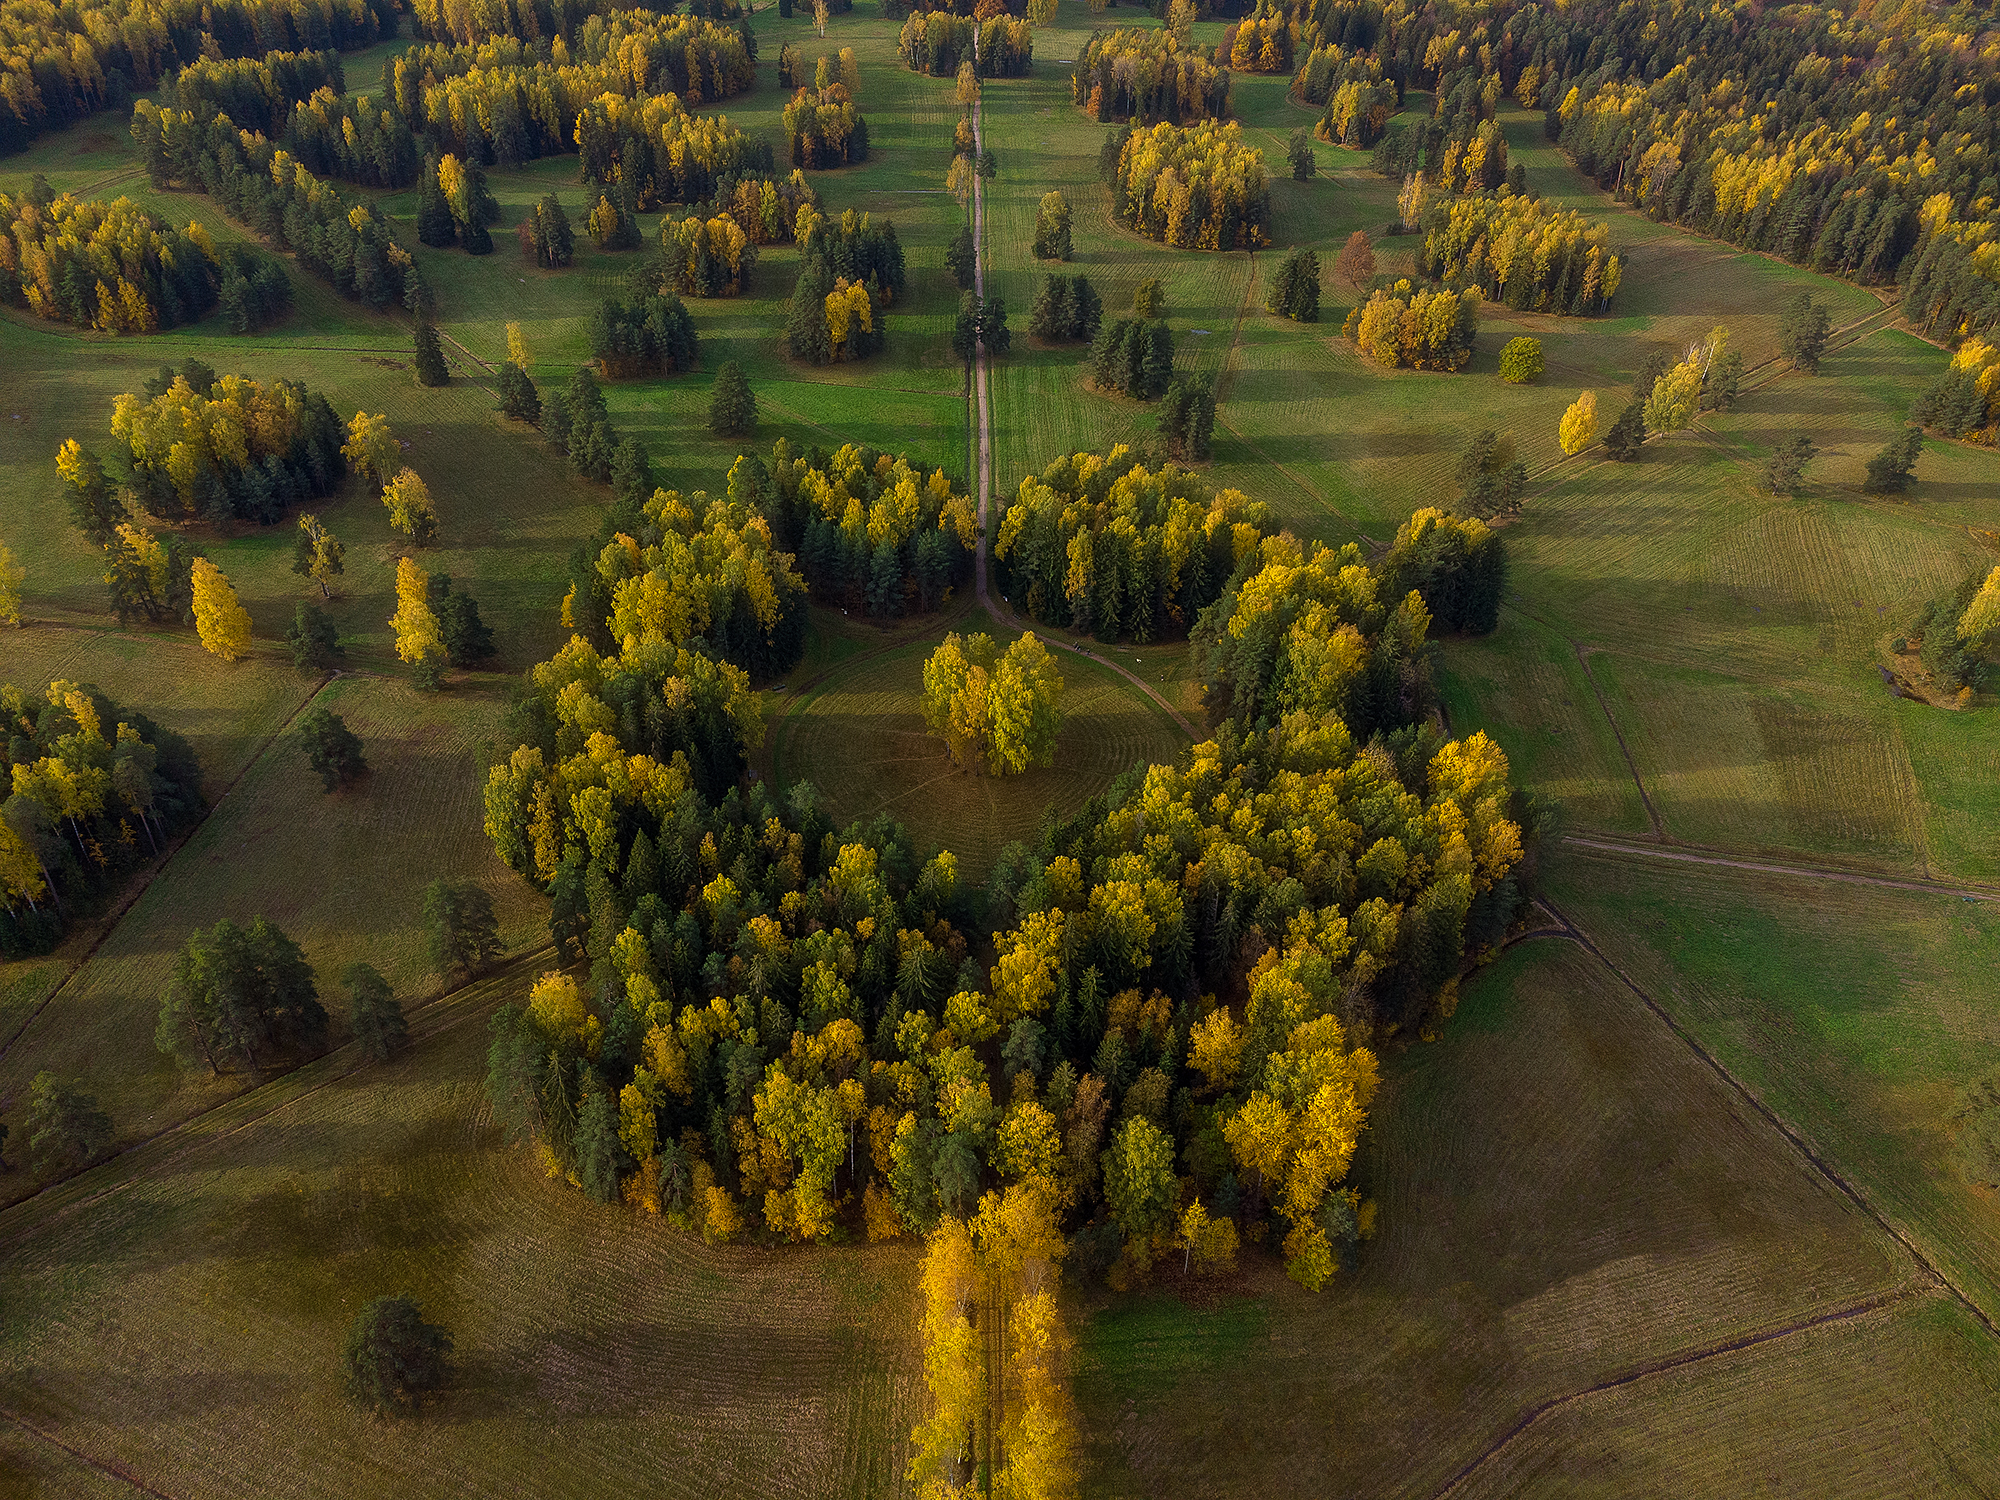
top-left (0, 682), bottom-right (203, 955)
top-left (1420, 189), bottom-right (1622, 316)
top-left (1107, 120), bottom-right (1270, 251)
top-left (898, 13), bottom-right (1031, 78)
top-left (0, 181), bottom-right (221, 331)
top-left (1073, 29), bottom-right (1227, 124)
top-left (994, 448), bottom-right (1265, 643)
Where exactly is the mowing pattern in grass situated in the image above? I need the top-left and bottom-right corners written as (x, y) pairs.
top-left (773, 627), bottom-right (1187, 878)
top-left (0, 982), bottom-right (922, 1499)
top-left (1071, 937), bottom-right (1911, 1498)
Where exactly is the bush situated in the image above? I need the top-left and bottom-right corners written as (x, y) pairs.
top-left (1498, 337), bottom-right (1543, 384)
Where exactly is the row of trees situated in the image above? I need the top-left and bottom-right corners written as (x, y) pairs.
top-left (1107, 120), bottom-right (1272, 251)
top-left (993, 448), bottom-right (1265, 643)
top-left (1343, 281), bottom-right (1480, 371)
top-left (1073, 28), bottom-right (1228, 124)
top-left (1, 182), bottom-right (222, 333)
top-left (765, 441), bottom-right (976, 618)
top-left (0, 681), bottom-right (202, 956)
top-left (921, 632), bottom-right (1064, 777)
top-left (898, 14), bottom-right (1032, 79)
top-left (1419, 188), bottom-right (1623, 316)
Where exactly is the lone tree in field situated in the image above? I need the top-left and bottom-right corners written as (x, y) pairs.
top-left (1033, 190), bottom-right (1072, 261)
top-left (191, 558), bottom-right (252, 661)
top-left (1499, 336), bottom-right (1543, 384)
top-left (946, 226), bottom-right (976, 290)
top-left (1603, 396), bottom-right (1646, 460)
top-left (1779, 292), bottom-right (1831, 374)
top-left (24, 1071), bottom-right (112, 1175)
top-left (293, 514), bottom-right (344, 598)
top-left (1764, 435), bottom-right (1816, 495)
top-left (382, 468), bottom-right (438, 547)
top-left (287, 602), bottom-right (341, 672)
top-left (1158, 373), bottom-right (1217, 460)
top-left (156, 916), bottom-right (326, 1077)
top-left (423, 878), bottom-right (503, 979)
top-left (413, 317), bottom-right (449, 387)
top-left (1455, 429), bottom-right (1528, 518)
top-left (391, 557), bottom-right (447, 689)
top-left (297, 705), bottom-right (366, 792)
top-left (709, 361), bottom-right (757, 437)
top-left (1559, 390), bottom-right (1598, 455)
top-left (1287, 128), bottom-right (1315, 181)
top-left (343, 963), bottom-right (407, 1063)
top-left (1334, 229), bottom-right (1374, 291)
top-left (1863, 426), bottom-right (1924, 493)
top-left (1132, 277), bottom-right (1165, 319)
top-left (343, 1296), bottom-right (451, 1415)
top-left (922, 632), bottom-right (1064, 775)
top-left (1265, 246), bottom-right (1320, 322)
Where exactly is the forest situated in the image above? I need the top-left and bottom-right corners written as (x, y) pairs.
top-left (0, 181), bottom-right (221, 331)
top-left (1072, 28), bottom-right (1227, 124)
top-left (1107, 120), bottom-right (1270, 251)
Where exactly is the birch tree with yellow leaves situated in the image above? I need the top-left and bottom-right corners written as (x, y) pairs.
top-left (190, 559), bottom-right (252, 661)
top-left (390, 556), bottom-right (446, 688)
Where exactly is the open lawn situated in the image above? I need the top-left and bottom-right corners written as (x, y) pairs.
top-left (770, 620), bottom-right (1188, 878)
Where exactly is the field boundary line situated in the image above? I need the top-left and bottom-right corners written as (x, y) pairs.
top-left (1427, 1282), bottom-right (1927, 1500)
top-left (0, 942), bottom-right (555, 1246)
top-left (0, 671), bottom-right (335, 1069)
top-left (1532, 903), bottom-right (2000, 1338)
top-left (1563, 835), bottom-right (2000, 902)
top-left (0, 1406), bottom-right (179, 1499)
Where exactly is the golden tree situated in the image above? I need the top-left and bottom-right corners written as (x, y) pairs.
top-left (295, 514), bottom-right (345, 597)
top-left (390, 555), bottom-right (446, 686)
top-left (1558, 390), bottom-right (1598, 456)
top-left (381, 468), bottom-right (439, 546)
top-left (190, 558), bottom-right (252, 661)
top-left (0, 540), bottom-right (22, 626)
top-left (505, 322), bottom-right (531, 370)
top-left (343, 411), bottom-right (401, 487)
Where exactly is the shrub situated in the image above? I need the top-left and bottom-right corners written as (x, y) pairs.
top-left (1498, 337), bottom-right (1543, 384)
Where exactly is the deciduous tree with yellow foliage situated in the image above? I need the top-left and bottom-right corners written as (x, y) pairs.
top-left (190, 559), bottom-right (252, 661)
top-left (922, 633), bottom-right (1064, 777)
top-left (390, 556), bottom-right (446, 688)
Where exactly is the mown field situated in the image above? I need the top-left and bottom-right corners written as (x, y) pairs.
top-left (770, 622), bottom-right (1188, 878)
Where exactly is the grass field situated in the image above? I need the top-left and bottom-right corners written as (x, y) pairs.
top-left (770, 622), bottom-right (1189, 877)
top-left (1070, 936), bottom-right (1947, 1497)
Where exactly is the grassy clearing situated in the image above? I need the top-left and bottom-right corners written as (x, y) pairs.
top-left (1072, 937), bottom-right (1908, 1497)
top-left (770, 621), bottom-right (1188, 878)
top-left (0, 972), bottom-right (921, 1499)
top-left (0, 673), bottom-right (545, 1207)
top-left (1545, 849), bottom-right (2000, 1326)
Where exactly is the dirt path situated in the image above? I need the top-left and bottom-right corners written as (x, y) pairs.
top-left (1564, 834), bottom-right (1999, 903)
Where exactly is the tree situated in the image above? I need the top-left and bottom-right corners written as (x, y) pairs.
top-left (575, 1082), bottom-right (624, 1202)
top-left (1702, 349), bottom-right (1743, 411)
top-left (1764, 435), bottom-right (1816, 495)
top-left (1454, 429), bottom-right (1527, 518)
top-left (498, 362), bottom-right (541, 424)
top-left (1863, 426), bottom-right (1923, 494)
top-left (922, 632), bottom-right (1064, 775)
top-left (297, 706), bottom-right (366, 791)
top-left (1132, 278), bottom-right (1165, 319)
top-left (506, 323), bottom-right (530, 370)
top-left (190, 558), bottom-right (252, 661)
top-left (1558, 391), bottom-right (1598, 456)
top-left (1961, 566), bottom-right (2000, 657)
top-left (0, 540), bottom-right (22, 626)
top-left (1286, 128), bottom-right (1316, 181)
top-left (382, 468), bottom-right (439, 547)
top-left (391, 556), bottom-right (447, 688)
top-left (1334, 229), bottom-right (1374, 291)
top-left (1603, 397), bottom-right (1646, 460)
top-left (413, 318), bottom-right (449, 386)
top-left (155, 917), bottom-right (326, 1076)
top-left (344, 963), bottom-right (407, 1063)
top-left (424, 879), bottom-right (503, 978)
top-left (287, 602), bottom-right (342, 672)
top-left (1779, 292), bottom-right (1831, 374)
top-left (1499, 337), bottom-right (1543, 384)
top-left (428, 574), bottom-right (496, 668)
top-left (343, 412), bottom-right (401, 488)
top-left (946, 226), bottom-right (976, 291)
top-left (1103, 1114), bottom-right (1175, 1247)
top-left (343, 1296), bottom-right (451, 1415)
top-left (1033, 191), bottom-right (1072, 261)
top-left (709, 361), bottom-right (757, 438)
top-left (293, 515), bottom-right (344, 599)
top-left (24, 1071), bottom-right (111, 1174)
top-left (1265, 247), bottom-right (1319, 322)
top-left (1158, 374), bottom-right (1217, 460)
top-left (56, 440), bottom-right (127, 549)
top-left (979, 148), bottom-right (998, 179)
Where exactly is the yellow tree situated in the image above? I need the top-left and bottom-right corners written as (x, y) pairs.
top-left (910, 1218), bottom-right (984, 1497)
top-left (381, 467), bottom-right (439, 546)
top-left (295, 514), bottom-right (344, 597)
top-left (506, 322), bottom-right (531, 370)
top-left (343, 411), bottom-right (401, 487)
top-left (946, 153), bottom-right (976, 209)
top-left (190, 558), bottom-right (252, 661)
top-left (0, 822), bottom-right (46, 913)
top-left (987, 633), bottom-right (1064, 775)
top-left (390, 555), bottom-right (446, 686)
top-left (1959, 564), bottom-right (2000, 654)
top-left (0, 539), bottom-right (22, 626)
top-left (1558, 390), bottom-right (1598, 455)
top-left (955, 61), bottom-right (979, 108)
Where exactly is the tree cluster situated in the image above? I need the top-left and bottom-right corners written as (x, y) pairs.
top-left (1380, 507), bottom-right (1505, 635)
top-left (1914, 336), bottom-right (2000, 445)
top-left (575, 91), bottom-right (768, 212)
top-left (1454, 428), bottom-right (1527, 518)
top-left (1221, 5), bottom-right (1297, 75)
top-left (898, 14), bottom-right (1032, 80)
top-left (1420, 188), bottom-right (1623, 315)
top-left (1089, 319), bottom-right (1175, 400)
top-left (1295, 43), bottom-right (1396, 147)
top-left (156, 915), bottom-right (327, 1076)
top-left (765, 441), bottom-right (976, 618)
top-left (922, 632), bottom-right (1064, 777)
top-left (589, 289), bottom-right (700, 379)
top-left (1908, 568), bottom-right (1997, 697)
top-left (1157, 375), bottom-right (1219, 462)
top-left (653, 214), bottom-right (755, 296)
top-left (1108, 121), bottom-right (1272, 251)
top-left (783, 83), bottom-right (868, 169)
top-left (282, 87), bottom-right (421, 187)
top-left (1, 680), bottom-right (202, 957)
top-left (419, 151), bottom-right (501, 252)
top-left (541, 366), bottom-right (652, 492)
top-left (1028, 274), bottom-right (1102, 344)
top-left (1073, 29), bottom-right (1227, 124)
top-left (1342, 281), bottom-right (1480, 371)
top-left (783, 210), bottom-right (906, 366)
top-left (0, 182), bottom-right (220, 333)
top-left (994, 447), bottom-right (1265, 642)
top-left (163, 49), bottom-right (344, 137)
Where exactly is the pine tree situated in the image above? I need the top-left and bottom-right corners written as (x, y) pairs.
top-left (342, 1297), bottom-right (451, 1414)
top-left (868, 541), bottom-right (903, 617)
top-left (287, 602), bottom-right (341, 672)
top-left (1603, 397), bottom-right (1646, 460)
top-left (946, 225), bottom-right (977, 290)
top-left (296, 705), bottom-right (366, 791)
top-left (190, 558), bottom-right (252, 661)
top-left (1779, 292), bottom-right (1831, 373)
top-left (344, 963), bottom-right (407, 1063)
top-left (1140, 320), bottom-right (1174, 399)
top-left (423, 878), bottom-right (503, 977)
top-left (1287, 128), bottom-right (1315, 181)
top-left (498, 361), bottom-right (541, 424)
top-left (413, 318), bottom-right (449, 386)
top-left (1862, 426), bottom-right (1923, 494)
top-left (709, 361), bottom-right (757, 437)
